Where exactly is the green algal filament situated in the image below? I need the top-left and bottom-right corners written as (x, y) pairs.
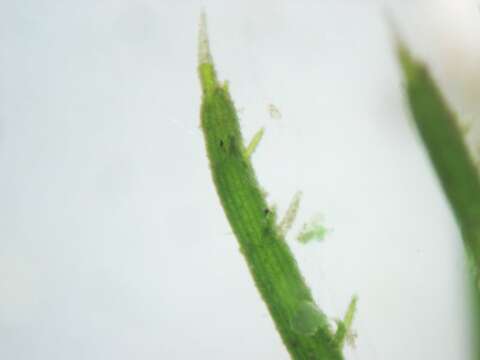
top-left (198, 12), bottom-right (345, 360)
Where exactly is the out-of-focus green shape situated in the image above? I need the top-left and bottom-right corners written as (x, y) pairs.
top-left (198, 12), bottom-right (344, 360)
top-left (297, 218), bottom-right (328, 244)
top-left (397, 41), bottom-right (480, 278)
top-left (397, 39), bottom-right (480, 359)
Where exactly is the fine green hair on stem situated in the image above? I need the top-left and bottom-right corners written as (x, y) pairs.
top-left (198, 12), bottom-right (353, 360)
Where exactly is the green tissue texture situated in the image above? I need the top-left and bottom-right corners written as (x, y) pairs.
top-left (198, 27), bottom-right (343, 359)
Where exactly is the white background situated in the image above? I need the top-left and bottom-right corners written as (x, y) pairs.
top-left (1, 0), bottom-right (480, 359)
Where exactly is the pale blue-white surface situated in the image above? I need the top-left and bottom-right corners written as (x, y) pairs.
top-left (0, 0), bottom-right (478, 359)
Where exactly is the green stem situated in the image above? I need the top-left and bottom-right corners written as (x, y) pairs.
top-left (397, 40), bottom-right (480, 359)
top-left (398, 44), bottom-right (480, 264)
top-left (198, 14), bottom-right (343, 360)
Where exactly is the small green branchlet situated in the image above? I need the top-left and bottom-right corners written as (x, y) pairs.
top-left (278, 191), bottom-right (303, 236)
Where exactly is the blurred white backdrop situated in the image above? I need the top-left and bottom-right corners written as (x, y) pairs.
top-left (1, 0), bottom-right (479, 359)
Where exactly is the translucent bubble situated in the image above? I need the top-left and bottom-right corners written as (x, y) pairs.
top-left (290, 301), bottom-right (328, 336)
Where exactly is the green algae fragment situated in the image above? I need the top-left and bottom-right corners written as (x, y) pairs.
top-left (268, 103), bottom-right (282, 119)
top-left (297, 217), bottom-right (328, 244)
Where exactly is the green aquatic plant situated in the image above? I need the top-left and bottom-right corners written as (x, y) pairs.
top-left (198, 13), bottom-right (354, 360)
top-left (397, 42), bottom-right (480, 272)
top-left (396, 38), bottom-right (480, 359)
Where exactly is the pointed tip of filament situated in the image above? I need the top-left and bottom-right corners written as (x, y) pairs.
top-left (198, 10), bottom-right (213, 65)
top-left (382, 7), bottom-right (405, 51)
top-left (381, 9), bottom-right (419, 79)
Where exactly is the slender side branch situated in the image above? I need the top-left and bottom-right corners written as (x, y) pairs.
top-left (244, 127), bottom-right (265, 158)
top-left (334, 296), bottom-right (358, 348)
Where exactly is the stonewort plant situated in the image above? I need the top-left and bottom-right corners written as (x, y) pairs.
top-left (197, 11), bottom-right (480, 360)
top-left (197, 12), bottom-right (355, 360)
top-left (396, 37), bottom-right (480, 360)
